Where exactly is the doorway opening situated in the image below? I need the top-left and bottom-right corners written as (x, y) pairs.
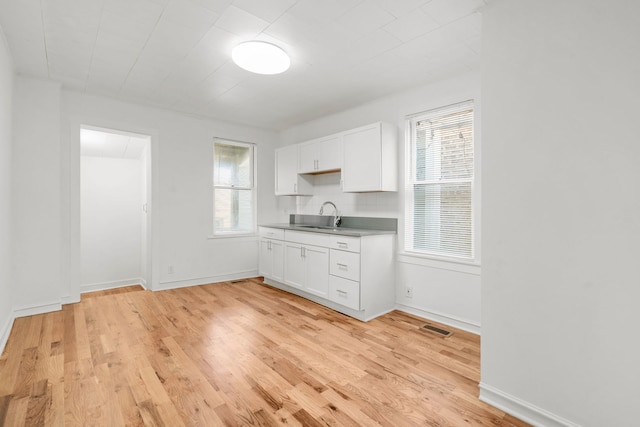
top-left (79, 126), bottom-right (152, 293)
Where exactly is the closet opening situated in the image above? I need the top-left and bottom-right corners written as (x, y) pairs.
top-left (79, 126), bottom-right (152, 293)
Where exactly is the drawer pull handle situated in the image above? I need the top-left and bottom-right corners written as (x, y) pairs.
top-left (336, 290), bottom-right (348, 297)
top-left (337, 263), bottom-right (348, 269)
top-left (337, 242), bottom-right (348, 247)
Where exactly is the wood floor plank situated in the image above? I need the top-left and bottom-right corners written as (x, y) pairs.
top-left (0, 278), bottom-right (530, 426)
top-left (3, 396), bottom-right (28, 427)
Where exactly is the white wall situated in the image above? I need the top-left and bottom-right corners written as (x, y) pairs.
top-left (61, 91), bottom-right (280, 298)
top-left (80, 156), bottom-right (143, 291)
top-left (0, 28), bottom-right (14, 350)
top-left (279, 71), bottom-right (482, 332)
top-left (12, 77), bottom-right (63, 316)
top-left (481, 1), bottom-right (640, 426)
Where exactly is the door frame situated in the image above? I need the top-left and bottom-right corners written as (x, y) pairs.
top-left (64, 119), bottom-right (160, 303)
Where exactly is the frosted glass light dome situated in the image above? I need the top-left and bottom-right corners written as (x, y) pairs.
top-left (232, 41), bottom-right (290, 75)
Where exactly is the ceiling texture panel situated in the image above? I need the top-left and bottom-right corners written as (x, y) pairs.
top-left (0, 0), bottom-right (487, 130)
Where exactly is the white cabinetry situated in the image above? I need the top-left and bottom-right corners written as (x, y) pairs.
top-left (342, 122), bottom-right (397, 192)
top-left (283, 242), bottom-right (305, 288)
top-left (258, 227), bottom-right (284, 282)
top-left (260, 228), bottom-right (395, 321)
top-left (275, 145), bottom-right (311, 195)
top-left (298, 134), bottom-right (343, 174)
top-left (283, 231), bottom-right (330, 298)
top-left (274, 122), bottom-right (397, 195)
top-left (328, 233), bottom-right (395, 317)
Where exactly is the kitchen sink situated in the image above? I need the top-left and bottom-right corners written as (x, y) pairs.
top-left (295, 225), bottom-right (341, 231)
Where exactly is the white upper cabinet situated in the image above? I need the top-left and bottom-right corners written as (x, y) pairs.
top-left (342, 122), bottom-right (397, 192)
top-left (274, 122), bottom-right (397, 195)
top-left (298, 134), bottom-right (343, 174)
top-left (275, 145), bottom-right (312, 195)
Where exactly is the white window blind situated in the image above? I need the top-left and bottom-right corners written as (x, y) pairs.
top-left (405, 100), bottom-right (474, 259)
top-left (213, 139), bottom-right (255, 235)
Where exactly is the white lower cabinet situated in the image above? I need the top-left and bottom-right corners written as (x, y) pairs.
top-left (283, 232), bottom-right (330, 298)
top-left (259, 238), bottom-right (284, 282)
top-left (258, 227), bottom-right (285, 282)
top-left (328, 275), bottom-right (360, 310)
top-left (329, 249), bottom-right (360, 282)
top-left (261, 229), bottom-right (395, 322)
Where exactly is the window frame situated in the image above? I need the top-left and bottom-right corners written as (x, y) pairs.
top-left (212, 138), bottom-right (257, 237)
top-left (404, 100), bottom-right (476, 262)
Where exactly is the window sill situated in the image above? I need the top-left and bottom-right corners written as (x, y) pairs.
top-left (397, 251), bottom-right (481, 275)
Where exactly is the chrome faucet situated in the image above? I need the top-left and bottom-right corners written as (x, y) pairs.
top-left (319, 201), bottom-right (341, 227)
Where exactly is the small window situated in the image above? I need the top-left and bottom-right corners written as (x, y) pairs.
top-left (405, 101), bottom-right (474, 259)
top-left (213, 139), bottom-right (256, 235)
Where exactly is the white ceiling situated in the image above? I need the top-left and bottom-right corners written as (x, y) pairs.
top-left (81, 128), bottom-right (148, 159)
top-left (0, 0), bottom-right (485, 130)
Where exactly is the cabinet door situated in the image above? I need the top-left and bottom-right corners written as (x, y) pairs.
top-left (276, 145), bottom-right (311, 195)
top-left (275, 145), bottom-right (297, 195)
top-left (315, 135), bottom-right (343, 172)
top-left (271, 239), bottom-right (284, 282)
top-left (298, 142), bottom-right (317, 173)
top-left (342, 124), bottom-right (382, 192)
top-left (298, 136), bottom-right (342, 173)
top-left (284, 242), bottom-right (305, 289)
top-left (304, 245), bottom-right (329, 297)
top-left (259, 239), bottom-right (272, 278)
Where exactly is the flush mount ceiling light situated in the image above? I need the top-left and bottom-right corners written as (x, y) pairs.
top-left (232, 41), bottom-right (290, 75)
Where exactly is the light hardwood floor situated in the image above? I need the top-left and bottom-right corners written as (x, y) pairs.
top-left (0, 278), bottom-right (529, 426)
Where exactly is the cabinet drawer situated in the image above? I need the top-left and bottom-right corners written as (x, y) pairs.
top-left (330, 249), bottom-right (360, 281)
top-left (259, 227), bottom-right (285, 240)
top-left (329, 275), bottom-right (360, 310)
top-left (285, 230), bottom-right (331, 247)
top-left (329, 235), bottom-right (360, 252)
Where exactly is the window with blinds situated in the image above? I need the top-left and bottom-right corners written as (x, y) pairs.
top-left (213, 139), bottom-right (256, 235)
top-left (405, 101), bottom-right (474, 259)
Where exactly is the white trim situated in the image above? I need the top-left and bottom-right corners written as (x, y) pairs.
top-left (69, 118), bottom-right (160, 295)
top-left (397, 252), bottom-right (481, 275)
top-left (80, 278), bottom-right (146, 294)
top-left (13, 301), bottom-right (62, 318)
top-left (212, 139), bottom-right (257, 237)
top-left (404, 100), bottom-right (476, 260)
top-left (154, 270), bottom-right (258, 291)
top-left (0, 313), bottom-right (15, 356)
top-left (61, 295), bottom-right (80, 305)
top-left (395, 303), bottom-right (480, 335)
top-left (479, 383), bottom-right (581, 427)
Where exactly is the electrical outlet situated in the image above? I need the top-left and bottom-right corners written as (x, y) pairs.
top-left (405, 286), bottom-right (413, 299)
top-left (168, 265), bottom-right (174, 275)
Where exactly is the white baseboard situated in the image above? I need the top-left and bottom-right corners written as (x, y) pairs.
top-left (0, 312), bottom-right (15, 356)
top-left (154, 270), bottom-right (258, 291)
top-left (395, 303), bottom-right (481, 335)
top-left (80, 278), bottom-right (145, 294)
top-left (13, 301), bottom-right (62, 318)
top-left (60, 295), bottom-right (80, 305)
top-left (479, 382), bottom-right (581, 427)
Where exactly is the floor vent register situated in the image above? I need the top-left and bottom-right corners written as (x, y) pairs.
top-left (420, 323), bottom-right (453, 337)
